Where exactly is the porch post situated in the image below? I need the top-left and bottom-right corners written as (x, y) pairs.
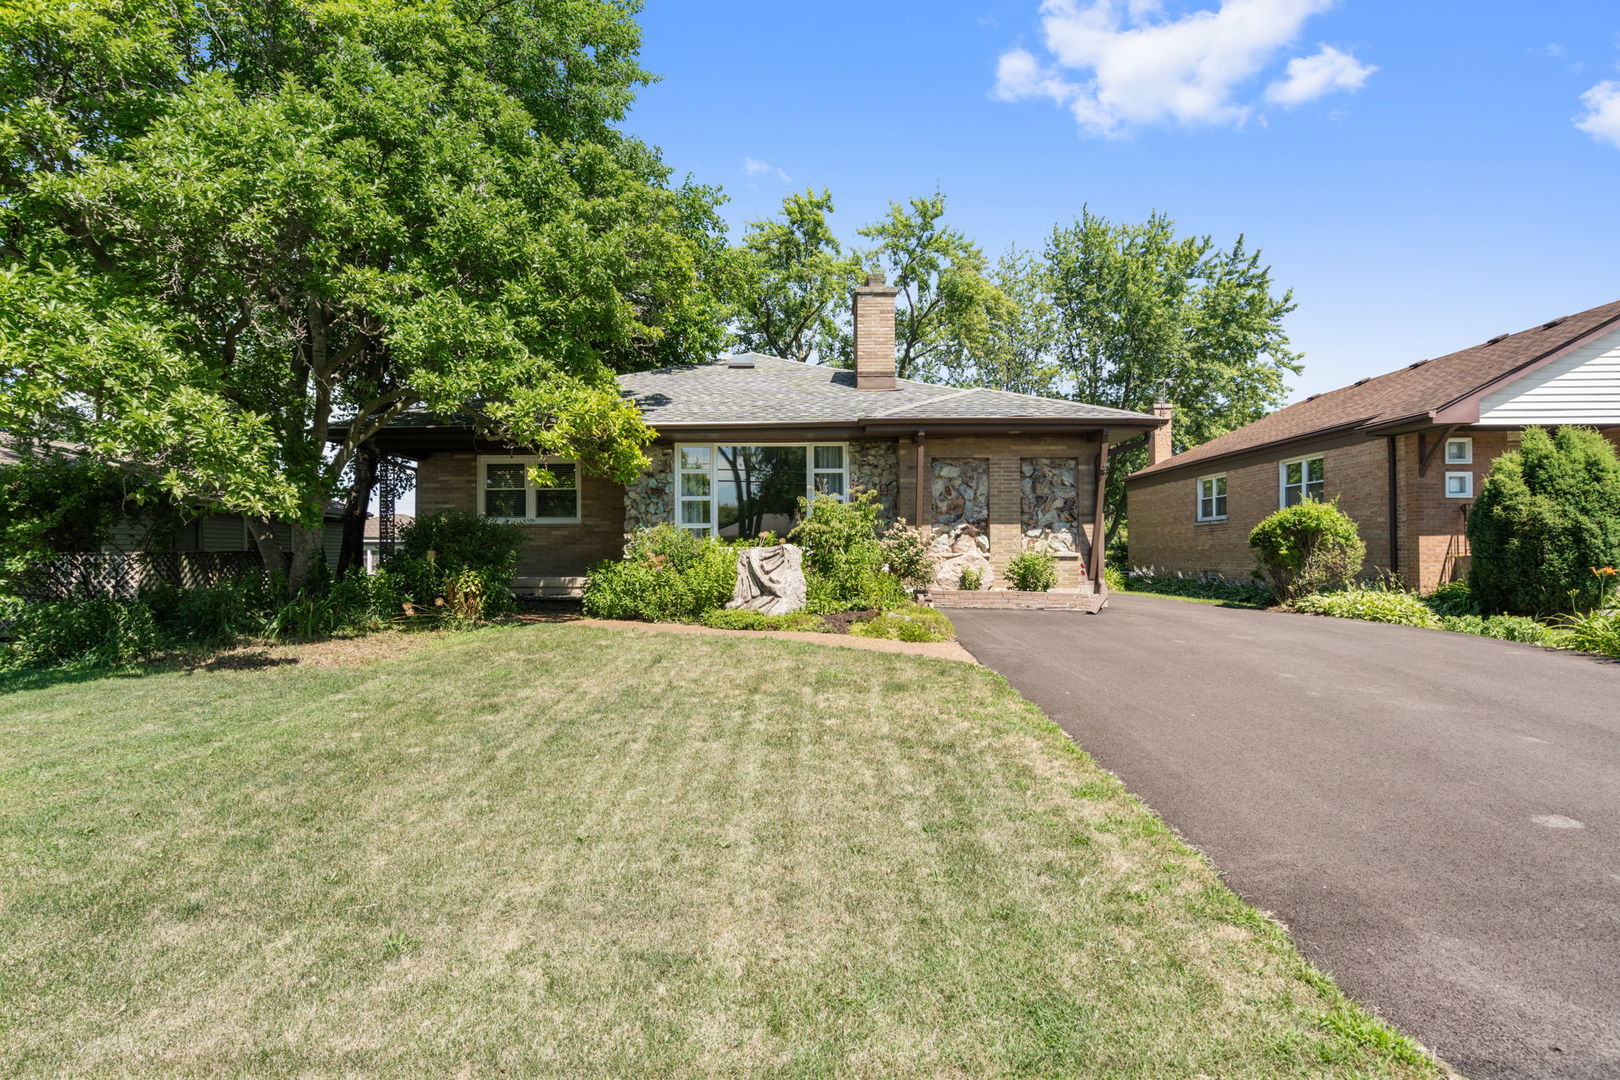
top-left (1089, 431), bottom-right (1108, 593)
top-left (913, 430), bottom-right (928, 528)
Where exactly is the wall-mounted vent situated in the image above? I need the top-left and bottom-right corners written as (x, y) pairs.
top-left (1484, 333), bottom-right (1509, 346)
top-left (726, 354), bottom-right (755, 369)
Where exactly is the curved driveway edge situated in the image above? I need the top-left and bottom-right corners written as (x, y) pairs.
top-left (949, 594), bottom-right (1619, 1080)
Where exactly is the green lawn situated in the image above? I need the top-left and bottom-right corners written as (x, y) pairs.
top-left (0, 625), bottom-right (1438, 1078)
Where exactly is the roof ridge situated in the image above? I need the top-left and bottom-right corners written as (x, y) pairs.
top-left (864, 386), bottom-right (978, 417)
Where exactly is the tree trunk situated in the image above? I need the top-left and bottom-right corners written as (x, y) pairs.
top-left (246, 517), bottom-right (286, 578)
top-left (287, 521), bottom-right (326, 592)
top-left (337, 445), bottom-right (378, 577)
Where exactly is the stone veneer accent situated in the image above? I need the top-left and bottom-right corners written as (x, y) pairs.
top-left (622, 445), bottom-right (673, 532)
top-left (1020, 457), bottom-right (1081, 552)
top-left (849, 439), bottom-right (900, 521)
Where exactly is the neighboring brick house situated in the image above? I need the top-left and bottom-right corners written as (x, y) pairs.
top-left (359, 274), bottom-right (1163, 603)
top-left (1127, 299), bottom-right (1620, 592)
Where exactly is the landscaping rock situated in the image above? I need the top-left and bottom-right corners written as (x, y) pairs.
top-left (932, 549), bottom-right (993, 591)
top-left (727, 543), bottom-right (807, 615)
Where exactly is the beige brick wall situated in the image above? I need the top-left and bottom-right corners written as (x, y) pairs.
top-left (898, 434), bottom-right (1102, 589)
top-left (414, 452), bottom-right (626, 581)
top-left (1128, 427), bottom-right (1620, 592)
top-left (1126, 433), bottom-right (1391, 581)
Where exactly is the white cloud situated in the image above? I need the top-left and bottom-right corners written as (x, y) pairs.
top-left (992, 0), bottom-right (1373, 136)
top-left (1265, 45), bottom-right (1375, 106)
top-left (1575, 81), bottom-right (1620, 148)
top-left (743, 157), bottom-right (790, 182)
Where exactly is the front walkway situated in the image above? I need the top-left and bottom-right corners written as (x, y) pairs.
top-left (949, 594), bottom-right (1620, 1080)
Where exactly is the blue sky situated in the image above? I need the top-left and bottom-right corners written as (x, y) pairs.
top-left (627, 0), bottom-right (1619, 402)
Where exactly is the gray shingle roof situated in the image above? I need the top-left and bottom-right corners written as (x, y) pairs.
top-left (619, 354), bottom-right (1155, 427)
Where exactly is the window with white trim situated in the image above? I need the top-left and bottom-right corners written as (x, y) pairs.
top-left (1196, 474), bottom-right (1227, 522)
top-left (1444, 471), bottom-right (1474, 499)
top-left (478, 456), bottom-right (580, 523)
top-left (1444, 437), bottom-right (1473, 465)
top-left (1279, 455), bottom-right (1325, 507)
top-left (675, 443), bottom-right (847, 539)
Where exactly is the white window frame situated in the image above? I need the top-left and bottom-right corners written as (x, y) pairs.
top-left (477, 455), bottom-right (581, 524)
top-left (1444, 436), bottom-right (1473, 465)
top-left (1278, 454), bottom-right (1326, 508)
top-left (674, 442), bottom-right (849, 538)
top-left (1195, 473), bottom-right (1227, 522)
top-left (1444, 470), bottom-right (1474, 499)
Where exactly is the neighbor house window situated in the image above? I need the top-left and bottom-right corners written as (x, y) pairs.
top-left (1444, 437), bottom-right (1473, 465)
top-left (1196, 474), bottom-right (1227, 522)
top-left (478, 456), bottom-right (580, 523)
top-left (1444, 471), bottom-right (1474, 499)
top-left (676, 443), bottom-right (847, 539)
top-left (1279, 455), bottom-right (1325, 507)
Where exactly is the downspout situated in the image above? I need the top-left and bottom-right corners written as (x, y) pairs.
top-left (1386, 435), bottom-right (1400, 579)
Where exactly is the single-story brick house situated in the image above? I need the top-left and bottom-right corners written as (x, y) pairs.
top-left (1127, 298), bottom-right (1620, 592)
top-left (360, 275), bottom-right (1163, 602)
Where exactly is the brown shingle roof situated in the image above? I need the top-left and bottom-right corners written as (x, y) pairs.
top-left (1133, 298), bottom-right (1620, 478)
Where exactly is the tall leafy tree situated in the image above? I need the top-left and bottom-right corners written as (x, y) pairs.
top-left (0, 0), bottom-right (730, 586)
top-left (835, 192), bottom-right (1014, 381)
top-left (1044, 209), bottom-right (1300, 540)
top-left (952, 247), bottom-right (1062, 396)
top-left (732, 189), bottom-right (859, 363)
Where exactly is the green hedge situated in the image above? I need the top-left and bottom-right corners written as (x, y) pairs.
top-left (1290, 588), bottom-right (1438, 627)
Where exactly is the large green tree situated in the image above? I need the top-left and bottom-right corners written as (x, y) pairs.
top-left (835, 192), bottom-right (1014, 382)
top-left (1042, 209), bottom-right (1300, 540)
top-left (0, 0), bottom-right (730, 586)
top-left (732, 189), bottom-right (859, 363)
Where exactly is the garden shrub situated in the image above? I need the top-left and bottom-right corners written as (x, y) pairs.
top-left (848, 603), bottom-right (955, 643)
top-left (1553, 606), bottom-right (1620, 658)
top-left (1437, 614), bottom-right (1556, 646)
top-left (1005, 549), bottom-right (1058, 592)
top-left (0, 596), bottom-right (162, 670)
top-left (1249, 499), bottom-right (1365, 601)
top-left (1424, 581), bottom-right (1477, 617)
top-left (1118, 568), bottom-right (1273, 606)
top-left (790, 492), bottom-right (907, 612)
top-left (385, 511), bottom-right (523, 623)
top-left (582, 523), bottom-right (737, 622)
top-left (879, 520), bottom-right (936, 594)
top-left (697, 609), bottom-right (830, 633)
top-left (1289, 588), bottom-right (1439, 628)
top-left (958, 566), bottom-right (984, 591)
top-left (1469, 426), bottom-right (1620, 615)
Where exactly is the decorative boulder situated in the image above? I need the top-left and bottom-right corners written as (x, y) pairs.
top-left (933, 550), bottom-right (992, 591)
top-left (726, 544), bottom-right (807, 615)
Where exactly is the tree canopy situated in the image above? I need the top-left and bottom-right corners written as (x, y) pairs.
top-left (731, 189), bottom-right (859, 364)
top-left (1, 0), bottom-right (731, 582)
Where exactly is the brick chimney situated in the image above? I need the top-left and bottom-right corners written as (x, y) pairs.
top-left (852, 272), bottom-right (898, 390)
top-left (1149, 401), bottom-right (1174, 466)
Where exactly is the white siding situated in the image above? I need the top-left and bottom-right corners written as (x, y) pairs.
top-left (1477, 325), bottom-right (1620, 425)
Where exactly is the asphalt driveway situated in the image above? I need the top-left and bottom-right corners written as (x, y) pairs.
top-left (950, 593), bottom-right (1619, 1080)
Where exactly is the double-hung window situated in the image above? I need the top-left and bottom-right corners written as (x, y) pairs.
top-left (1196, 474), bottom-right (1227, 522)
top-left (479, 456), bottom-right (580, 523)
top-left (1279, 455), bottom-right (1325, 507)
top-left (675, 443), bottom-right (848, 539)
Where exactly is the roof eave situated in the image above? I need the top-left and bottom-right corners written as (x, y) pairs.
top-left (1126, 418), bottom-right (1374, 481)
